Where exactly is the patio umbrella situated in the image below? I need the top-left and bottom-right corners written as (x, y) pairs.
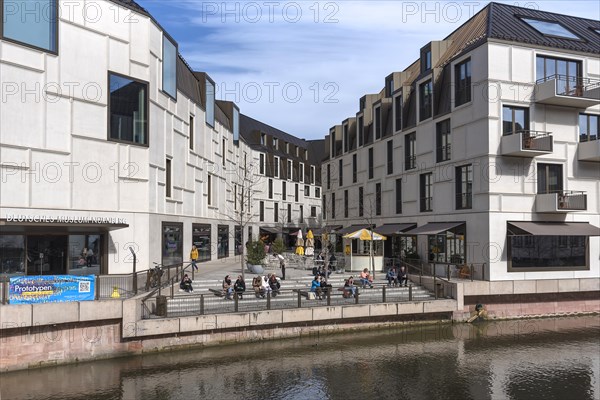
top-left (343, 229), bottom-right (387, 277)
top-left (305, 230), bottom-right (314, 256)
top-left (295, 230), bottom-right (304, 255)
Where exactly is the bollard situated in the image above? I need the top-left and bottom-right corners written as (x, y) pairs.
top-left (200, 294), bottom-right (205, 315)
top-left (234, 292), bottom-right (239, 312)
top-left (382, 286), bottom-right (386, 303)
top-left (409, 285), bottom-right (413, 301)
top-left (267, 291), bottom-right (271, 310)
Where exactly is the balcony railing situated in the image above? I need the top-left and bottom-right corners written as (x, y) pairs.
top-left (455, 192), bottom-right (472, 210)
top-left (534, 75), bottom-right (600, 107)
top-left (436, 144), bottom-right (451, 162)
top-left (501, 130), bottom-right (553, 156)
top-left (578, 139), bottom-right (600, 162)
top-left (535, 190), bottom-right (587, 212)
top-left (420, 196), bottom-right (432, 212)
top-left (405, 155), bottom-right (416, 170)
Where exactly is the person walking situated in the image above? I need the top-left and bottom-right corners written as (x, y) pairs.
top-left (190, 245), bottom-right (199, 271)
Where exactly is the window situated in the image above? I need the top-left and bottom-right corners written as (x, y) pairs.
top-left (456, 165), bottom-right (472, 210)
top-left (405, 133), bottom-right (416, 170)
top-left (419, 80), bottom-right (433, 121)
top-left (310, 166), bottom-right (316, 184)
top-left (509, 235), bottom-right (587, 269)
top-left (522, 18), bottom-right (580, 40)
top-left (421, 48), bottom-right (432, 72)
top-left (189, 116), bottom-right (194, 150)
top-left (387, 140), bottom-right (393, 174)
top-left (330, 131), bottom-right (336, 158)
top-left (162, 35), bottom-right (177, 99)
top-left (300, 205), bottom-right (304, 223)
top-left (274, 202), bottom-right (279, 222)
top-left (386, 76), bottom-right (394, 98)
top-left (109, 73), bottom-right (148, 146)
top-left (579, 113), bottom-right (599, 142)
top-left (311, 206), bottom-right (317, 218)
top-left (2, 0), bottom-right (57, 52)
top-left (205, 78), bottom-right (215, 127)
top-left (274, 156), bottom-right (280, 178)
top-left (162, 223), bottom-right (183, 266)
top-left (268, 179), bottom-right (273, 199)
top-left (338, 159), bottom-right (343, 186)
top-left (315, 187), bottom-right (321, 198)
top-left (536, 55), bottom-right (582, 95)
top-left (344, 190), bottom-right (349, 218)
top-left (234, 184), bottom-right (238, 211)
top-left (375, 183), bottom-right (382, 216)
top-left (166, 159), bottom-right (172, 198)
top-left (358, 187), bottom-right (364, 217)
top-left (282, 181), bottom-right (287, 201)
top-left (234, 226), bottom-right (242, 256)
top-left (259, 154), bottom-right (265, 175)
top-left (537, 163), bottom-right (563, 194)
top-left (207, 175), bottom-right (212, 206)
top-left (273, 137), bottom-right (278, 149)
top-left (454, 58), bottom-right (471, 106)
top-left (217, 225), bottom-right (229, 259)
top-left (358, 115), bottom-right (364, 147)
top-left (394, 95), bottom-right (402, 132)
top-left (374, 106), bottom-right (382, 140)
top-left (352, 154), bottom-right (357, 183)
top-left (331, 193), bottom-right (336, 219)
top-left (304, 185), bottom-right (310, 197)
top-left (233, 107), bottom-right (239, 142)
top-left (396, 179), bottom-right (402, 214)
top-left (261, 133), bottom-right (266, 146)
top-left (287, 160), bottom-right (293, 180)
top-left (368, 148), bottom-right (374, 179)
top-left (259, 201), bottom-right (264, 222)
top-left (323, 194), bottom-right (327, 220)
top-left (343, 124), bottom-right (349, 153)
top-left (299, 163), bottom-right (304, 182)
top-left (436, 119), bottom-right (451, 162)
top-left (192, 224), bottom-right (211, 261)
top-left (420, 173), bottom-right (432, 212)
top-left (222, 139), bottom-right (226, 166)
top-left (327, 164), bottom-right (331, 189)
top-left (295, 183), bottom-right (299, 202)
top-left (502, 106), bottom-right (529, 135)
top-left (287, 204), bottom-right (292, 223)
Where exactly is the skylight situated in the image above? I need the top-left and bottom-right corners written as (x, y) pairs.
top-left (521, 18), bottom-right (581, 40)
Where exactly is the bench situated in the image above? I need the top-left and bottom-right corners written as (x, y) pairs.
top-left (208, 288), bottom-right (225, 297)
top-left (337, 287), bottom-right (357, 298)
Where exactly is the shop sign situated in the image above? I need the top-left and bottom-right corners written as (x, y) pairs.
top-left (8, 275), bottom-right (95, 304)
top-left (5, 214), bottom-right (127, 224)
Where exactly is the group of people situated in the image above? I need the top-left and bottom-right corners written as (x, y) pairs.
top-left (78, 247), bottom-right (95, 268)
top-left (222, 275), bottom-right (248, 300)
top-left (386, 266), bottom-right (409, 287)
top-left (252, 273), bottom-right (281, 298)
top-left (310, 275), bottom-right (333, 300)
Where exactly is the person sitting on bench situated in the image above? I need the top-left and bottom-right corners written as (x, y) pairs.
top-left (234, 275), bottom-right (246, 299)
top-left (360, 268), bottom-right (373, 288)
top-left (261, 275), bottom-right (272, 296)
top-left (311, 275), bottom-right (323, 300)
top-left (386, 267), bottom-right (398, 287)
top-left (222, 275), bottom-right (234, 300)
top-left (344, 276), bottom-right (357, 297)
top-left (252, 276), bottom-right (264, 298)
top-left (398, 266), bottom-right (408, 287)
top-left (180, 274), bottom-right (193, 293)
top-left (268, 273), bottom-right (281, 297)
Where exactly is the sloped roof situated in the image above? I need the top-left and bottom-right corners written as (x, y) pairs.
top-left (240, 114), bottom-right (307, 148)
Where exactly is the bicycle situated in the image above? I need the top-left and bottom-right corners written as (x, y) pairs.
top-left (145, 262), bottom-right (164, 290)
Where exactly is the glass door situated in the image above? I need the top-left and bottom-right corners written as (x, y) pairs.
top-left (27, 235), bottom-right (68, 275)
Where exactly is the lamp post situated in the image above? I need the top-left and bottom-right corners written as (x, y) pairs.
top-left (129, 247), bottom-right (137, 294)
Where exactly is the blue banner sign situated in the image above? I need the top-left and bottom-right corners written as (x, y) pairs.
top-left (9, 275), bottom-right (95, 304)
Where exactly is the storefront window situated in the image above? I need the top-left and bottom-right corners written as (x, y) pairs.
top-left (192, 224), bottom-right (211, 262)
top-left (351, 239), bottom-right (383, 256)
top-left (509, 236), bottom-right (586, 269)
top-left (69, 235), bottom-right (101, 274)
top-left (162, 223), bottom-right (183, 266)
top-left (218, 225), bottom-right (229, 259)
top-left (428, 227), bottom-right (465, 264)
top-left (0, 235), bottom-right (25, 276)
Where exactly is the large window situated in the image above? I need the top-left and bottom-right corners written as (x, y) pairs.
top-left (374, 106), bottom-right (382, 140)
top-left (295, 183), bottom-right (299, 202)
top-left (2, 0), bottom-right (57, 52)
top-left (166, 159), bottom-right (172, 198)
top-left (579, 114), bottom-right (599, 142)
top-left (268, 179), bottom-right (273, 199)
top-left (502, 106), bottom-right (529, 135)
top-left (287, 204), bottom-right (292, 223)
top-left (368, 148), bottom-right (374, 179)
top-left (454, 59), bottom-right (471, 106)
top-left (192, 224), bottom-right (211, 262)
top-left (282, 181), bottom-right (286, 200)
top-left (387, 140), bottom-right (393, 174)
top-left (331, 193), bottom-right (336, 219)
top-left (162, 35), bottom-right (177, 99)
top-left (327, 164), bottom-right (331, 189)
top-left (287, 160), bottom-right (293, 180)
top-left (358, 115), bottom-right (364, 147)
top-left (0, 235), bottom-right (25, 275)
top-left (405, 133), bottom-right (416, 170)
top-left (536, 55), bottom-right (582, 95)
top-left (394, 95), bottom-right (402, 132)
top-left (456, 164), bottom-right (472, 210)
top-left (420, 173), bottom-right (432, 212)
top-left (260, 154), bottom-right (265, 175)
top-left (274, 157), bottom-right (280, 178)
top-left (217, 225), bottom-right (229, 259)
top-left (162, 223), bottom-right (183, 266)
top-left (352, 154), bottom-right (357, 183)
top-left (375, 183), bottom-right (382, 216)
top-left (436, 119), bottom-right (451, 162)
top-left (189, 116), bottom-right (194, 150)
top-left (358, 187), bottom-right (364, 217)
top-left (421, 48), bottom-right (432, 72)
top-left (343, 124), bottom-right (349, 153)
top-left (509, 235), bottom-right (587, 269)
top-left (419, 80), bottom-right (433, 121)
top-left (274, 203), bottom-right (279, 223)
top-left (315, 187), bottom-right (321, 198)
top-left (207, 175), bottom-right (212, 206)
top-left (206, 78), bottom-right (215, 127)
top-left (344, 190), bottom-right (349, 218)
top-left (109, 73), bottom-right (148, 146)
top-left (428, 225), bottom-right (465, 264)
top-left (395, 178), bottom-right (402, 214)
top-left (311, 206), bottom-right (317, 217)
top-left (338, 159), bottom-right (343, 186)
top-left (537, 163), bottom-right (563, 194)
top-left (304, 185), bottom-right (310, 197)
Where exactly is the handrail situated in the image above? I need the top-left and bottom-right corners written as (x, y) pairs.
top-left (140, 262), bottom-right (192, 302)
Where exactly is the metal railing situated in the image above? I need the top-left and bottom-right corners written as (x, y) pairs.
top-left (403, 259), bottom-right (487, 282)
top-left (141, 285), bottom-right (423, 319)
top-left (436, 144), bottom-right (451, 162)
top-left (535, 74), bottom-right (600, 97)
top-left (556, 190), bottom-right (587, 210)
top-left (140, 262), bottom-right (194, 318)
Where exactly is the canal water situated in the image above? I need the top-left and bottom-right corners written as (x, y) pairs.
top-left (1, 316), bottom-right (599, 400)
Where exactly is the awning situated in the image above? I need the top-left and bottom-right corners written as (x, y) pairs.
top-left (508, 221), bottom-right (600, 236)
top-left (403, 222), bottom-right (465, 235)
top-left (259, 227), bottom-right (279, 234)
top-left (374, 223), bottom-right (417, 236)
top-left (312, 225), bottom-right (342, 235)
top-left (336, 224), bottom-right (369, 235)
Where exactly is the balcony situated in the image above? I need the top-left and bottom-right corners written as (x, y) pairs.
top-left (578, 140), bottom-right (600, 162)
top-left (534, 75), bottom-right (600, 108)
top-left (501, 130), bottom-right (553, 157)
top-left (535, 190), bottom-right (587, 213)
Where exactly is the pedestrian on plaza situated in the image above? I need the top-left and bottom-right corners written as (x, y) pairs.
top-left (190, 245), bottom-right (199, 271)
top-left (277, 253), bottom-right (286, 280)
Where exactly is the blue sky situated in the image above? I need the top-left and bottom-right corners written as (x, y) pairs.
top-left (138, 1), bottom-right (600, 140)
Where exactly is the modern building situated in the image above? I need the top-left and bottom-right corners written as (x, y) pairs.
top-left (0, 0), bottom-right (321, 276)
top-left (322, 3), bottom-right (599, 280)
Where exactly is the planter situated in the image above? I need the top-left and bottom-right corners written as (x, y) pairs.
top-left (247, 263), bottom-right (264, 274)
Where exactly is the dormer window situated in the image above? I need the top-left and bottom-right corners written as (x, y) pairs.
top-left (273, 137), bottom-right (278, 149)
top-left (521, 18), bottom-right (580, 40)
top-left (260, 133), bottom-right (266, 146)
top-left (421, 46), bottom-right (432, 72)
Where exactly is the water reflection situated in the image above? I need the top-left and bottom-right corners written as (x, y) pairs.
top-left (2, 316), bottom-right (598, 400)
